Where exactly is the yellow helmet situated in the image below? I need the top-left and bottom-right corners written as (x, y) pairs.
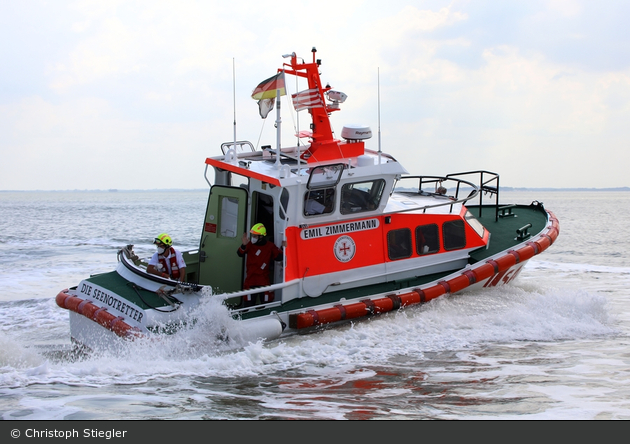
top-left (154, 233), bottom-right (173, 247)
top-left (250, 223), bottom-right (266, 236)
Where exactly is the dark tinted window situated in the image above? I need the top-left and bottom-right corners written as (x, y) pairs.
top-left (416, 224), bottom-right (439, 255)
top-left (443, 219), bottom-right (466, 250)
top-left (387, 228), bottom-right (412, 260)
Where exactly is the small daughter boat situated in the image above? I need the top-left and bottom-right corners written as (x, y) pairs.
top-left (56, 49), bottom-right (560, 351)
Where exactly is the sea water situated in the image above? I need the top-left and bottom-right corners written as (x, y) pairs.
top-left (0, 190), bottom-right (629, 420)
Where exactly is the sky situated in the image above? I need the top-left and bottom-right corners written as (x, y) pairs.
top-left (1, 0), bottom-right (629, 190)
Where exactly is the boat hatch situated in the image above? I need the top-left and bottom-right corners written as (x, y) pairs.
top-left (307, 164), bottom-right (345, 189)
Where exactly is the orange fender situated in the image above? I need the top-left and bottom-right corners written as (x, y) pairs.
top-left (371, 297), bottom-right (395, 314)
top-left (534, 234), bottom-right (552, 252)
top-left (494, 253), bottom-right (517, 272)
top-left (514, 244), bottom-right (536, 262)
top-left (56, 291), bottom-right (139, 340)
top-left (444, 274), bottom-right (472, 294)
top-left (398, 291), bottom-right (421, 307)
top-left (314, 307), bottom-right (343, 325)
top-left (419, 284), bottom-right (446, 302)
top-left (472, 262), bottom-right (497, 282)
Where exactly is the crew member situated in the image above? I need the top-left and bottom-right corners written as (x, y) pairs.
top-left (237, 223), bottom-right (283, 307)
top-left (147, 233), bottom-right (187, 282)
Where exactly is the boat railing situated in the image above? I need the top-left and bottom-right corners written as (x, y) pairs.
top-left (220, 140), bottom-right (255, 155)
top-left (391, 171), bottom-right (500, 219)
top-left (446, 170), bottom-right (500, 221)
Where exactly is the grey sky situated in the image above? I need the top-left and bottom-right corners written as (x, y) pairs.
top-left (1, 0), bottom-right (628, 190)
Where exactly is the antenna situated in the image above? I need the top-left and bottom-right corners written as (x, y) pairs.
top-left (232, 58), bottom-right (237, 145)
top-left (378, 67), bottom-right (382, 163)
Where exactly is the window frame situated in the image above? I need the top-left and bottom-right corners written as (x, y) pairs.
top-left (387, 228), bottom-right (413, 260)
top-left (415, 223), bottom-right (440, 255)
top-left (442, 219), bottom-right (467, 251)
top-left (340, 179), bottom-right (386, 215)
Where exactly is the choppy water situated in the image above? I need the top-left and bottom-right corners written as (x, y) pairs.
top-left (1, 190), bottom-right (629, 420)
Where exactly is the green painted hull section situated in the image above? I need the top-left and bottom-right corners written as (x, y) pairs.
top-left (468, 203), bottom-right (548, 261)
top-left (85, 271), bottom-right (167, 310)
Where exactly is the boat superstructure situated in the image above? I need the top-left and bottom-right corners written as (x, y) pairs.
top-left (56, 49), bottom-right (559, 350)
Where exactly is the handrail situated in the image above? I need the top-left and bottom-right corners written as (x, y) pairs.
top-left (446, 170), bottom-right (500, 221)
top-left (221, 140), bottom-right (255, 155)
top-left (203, 164), bottom-right (212, 188)
top-left (392, 171), bottom-right (500, 220)
top-left (118, 245), bottom-right (296, 303)
top-left (211, 280), bottom-right (295, 302)
top-left (391, 174), bottom-right (481, 215)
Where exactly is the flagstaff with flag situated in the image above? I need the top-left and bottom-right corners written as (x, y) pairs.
top-left (251, 71), bottom-right (286, 119)
top-left (248, 49), bottom-right (353, 162)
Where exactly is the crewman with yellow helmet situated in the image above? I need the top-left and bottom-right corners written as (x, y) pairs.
top-left (147, 233), bottom-right (187, 282)
top-left (237, 223), bottom-right (283, 307)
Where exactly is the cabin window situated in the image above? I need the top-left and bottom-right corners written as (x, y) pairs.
top-left (229, 172), bottom-right (249, 189)
top-left (464, 210), bottom-right (485, 238)
top-left (304, 187), bottom-right (335, 216)
top-left (416, 224), bottom-right (439, 255)
top-left (340, 179), bottom-right (385, 214)
top-left (219, 196), bottom-right (239, 238)
top-left (280, 188), bottom-right (290, 220)
top-left (443, 219), bottom-right (466, 251)
top-left (387, 228), bottom-right (412, 260)
top-left (307, 164), bottom-right (344, 189)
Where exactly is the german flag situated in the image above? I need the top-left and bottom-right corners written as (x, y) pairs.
top-left (251, 72), bottom-right (286, 100)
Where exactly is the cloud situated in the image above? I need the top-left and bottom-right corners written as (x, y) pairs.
top-left (1, 1), bottom-right (629, 190)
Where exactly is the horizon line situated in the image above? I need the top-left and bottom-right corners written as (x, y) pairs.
top-left (2, 187), bottom-right (630, 193)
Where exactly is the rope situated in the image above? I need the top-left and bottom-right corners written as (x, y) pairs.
top-left (127, 282), bottom-right (181, 313)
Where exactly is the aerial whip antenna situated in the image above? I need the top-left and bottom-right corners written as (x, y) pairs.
top-left (232, 58), bottom-right (237, 146)
top-left (378, 67), bottom-right (382, 164)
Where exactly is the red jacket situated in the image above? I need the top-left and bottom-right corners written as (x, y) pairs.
top-left (237, 239), bottom-right (282, 289)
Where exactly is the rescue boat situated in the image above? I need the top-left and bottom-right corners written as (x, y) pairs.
top-left (56, 49), bottom-right (560, 351)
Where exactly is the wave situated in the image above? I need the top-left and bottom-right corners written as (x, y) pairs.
top-left (0, 282), bottom-right (617, 389)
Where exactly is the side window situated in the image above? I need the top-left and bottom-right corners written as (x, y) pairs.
top-left (464, 210), bottom-right (485, 237)
top-left (416, 224), bottom-right (439, 255)
top-left (304, 188), bottom-right (335, 216)
top-left (219, 196), bottom-right (239, 238)
top-left (387, 228), bottom-right (412, 260)
top-left (340, 179), bottom-right (385, 214)
top-left (280, 188), bottom-right (290, 220)
top-left (443, 220), bottom-right (466, 251)
top-left (229, 172), bottom-right (248, 189)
